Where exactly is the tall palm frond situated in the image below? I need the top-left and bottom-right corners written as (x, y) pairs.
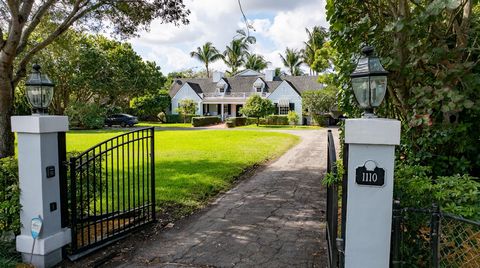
top-left (279, 48), bottom-right (304, 76)
top-left (190, 42), bottom-right (222, 77)
top-left (244, 54), bottom-right (269, 71)
top-left (223, 39), bottom-right (250, 75)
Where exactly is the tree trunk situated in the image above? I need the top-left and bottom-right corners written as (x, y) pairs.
top-left (0, 66), bottom-right (15, 157)
top-left (256, 117), bottom-right (259, 126)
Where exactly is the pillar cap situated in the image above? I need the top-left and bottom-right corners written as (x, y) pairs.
top-left (345, 118), bottom-right (400, 145)
top-left (11, 115), bottom-right (69, 133)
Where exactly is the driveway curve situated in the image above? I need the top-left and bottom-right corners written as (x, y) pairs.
top-left (111, 128), bottom-right (333, 267)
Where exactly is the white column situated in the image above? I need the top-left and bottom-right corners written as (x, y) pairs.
top-left (221, 103), bottom-right (224, 121)
top-left (12, 115), bottom-right (71, 268)
top-left (344, 118), bottom-right (401, 268)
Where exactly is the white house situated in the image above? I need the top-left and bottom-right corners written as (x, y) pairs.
top-left (169, 69), bottom-right (322, 124)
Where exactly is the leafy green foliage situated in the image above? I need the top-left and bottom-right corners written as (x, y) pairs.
top-left (279, 48), bottom-right (304, 76)
top-left (302, 88), bottom-right (337, 124)
top-left (66, 102), bottom-right (106, 129)
top-left (287, 111), bottom-right (300, 126)
top-left (223, 39), bottom-right (250, 75)
top-left (226, 117), bottom-right (247, 127)
top-left (395, 164), bottom-right (480, 220)
top-left (0, 157), bottom-right (20, 236)
top-left (322, 159), bottom-right (344, 186)
top-left (192, 116), bottom-right (221, 127)
top-left (327, 0), bottom-right (480, 176)
top-left (130, 90), bottom-right (171, 121)
top-left (35, 31), bottom-right (167, 115)
top-left (176, 99), bottom-right (198, 123)
top-left (190, 42), bottom-right (223, 77)
top-left (0, 240), bottom-right (20, 268)
top-left (303, 26), bottom-right (328, 74)
top-left (266, 115), bottom-right (289, 125)
top-left (394, 163), bottom-right (480, 265)
top-left (245, 54), bottom-right (270, 72)
top-left (240, 95), bottom-right (275, 126)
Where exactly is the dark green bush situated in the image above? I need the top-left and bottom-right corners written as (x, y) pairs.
top-left (394, 163), bottom-right (480, 219)
top-left (227, 117), bottom-right (247, 127)
top-left (165, 114), bottom-right (197, 123)
top-left (66, 102), bottom-right (106, 129)
top-left (266, 115), bottom-right (288, 125)
top-left (0, 157), bottom-right (20, 236)
top-left (394, 163), bottom-right (480, 266)
top-left (226, 121), bottom-right (235, 128)
top-left (192, 116), bottom-right (221, 127)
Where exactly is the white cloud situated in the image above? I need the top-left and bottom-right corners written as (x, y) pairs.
top-left (129, 0), bottom-right (328, 74)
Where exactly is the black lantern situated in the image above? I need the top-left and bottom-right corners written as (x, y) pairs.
top-left (350, 46), bottom-right (388, 117)
top-left (25, 64), bottom-right (54, 114)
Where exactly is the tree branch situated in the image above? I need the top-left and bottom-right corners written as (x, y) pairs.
top-left (13, 1), bottom-right (100, 85)
top-left (16, 0), bottom-right (56, 55)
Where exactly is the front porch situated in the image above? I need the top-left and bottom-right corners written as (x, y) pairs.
top-left (202, 103), bottom-right (244, 121)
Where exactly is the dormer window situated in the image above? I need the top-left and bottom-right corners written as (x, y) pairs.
top-left (253, 79), bottom-right (265, 93)
top-left (216, 80), bottom-right (228, 94)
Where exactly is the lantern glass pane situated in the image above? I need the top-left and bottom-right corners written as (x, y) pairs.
top-left (42, 86), bottom-right (54, 108)
top-left (370, 76), bottom-right (387, 107)
top-left (26, 85), bottom-right (43, 108)
top-left (352, 77), bottom-right (370, 108)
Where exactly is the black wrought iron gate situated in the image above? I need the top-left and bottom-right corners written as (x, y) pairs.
top-left (65, 127), bottom-right (156, 256)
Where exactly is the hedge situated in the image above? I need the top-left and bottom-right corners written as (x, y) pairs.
top-left (227, 117), bottom-right (247, 127)
top-left (266, 115), bottom-right (289, 125)
top-left (192, 116), bottom-right (221, 127)
top-left (0, 157), bottom-right (20, 236)
top-left (165, 114), bottom-right (198, 123)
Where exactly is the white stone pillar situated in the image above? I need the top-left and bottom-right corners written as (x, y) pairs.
top-left (12, 115), bottom-right (71, 268)
top-left (344, 118), bottom-right (401, 268)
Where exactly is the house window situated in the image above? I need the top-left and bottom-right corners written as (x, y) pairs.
top-left (278, 99), bottom-right (290, 115)
top-left (224, 104), bottom-right (229, 114)
top-left (279, 106), bottom-right (289, 115)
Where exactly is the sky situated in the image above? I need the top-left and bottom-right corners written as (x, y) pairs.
top-left (128, 0), bottom-right (329, 75)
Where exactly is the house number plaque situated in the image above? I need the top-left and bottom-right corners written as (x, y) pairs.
top-left (355, 161), bottom-right (385, 186)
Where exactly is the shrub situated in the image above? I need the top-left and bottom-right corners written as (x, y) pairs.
top-left (0, 157), bottom-right (20, 236)
top-left (66, 102), bottom-right (106, 129)
top-left (192, 116), bottom-right (221, 127)
top-left (394, 163), bottom-right (480, 219)
top-left (226, 120), bottom-right (235, 128)
top-left (266, 115), bottom-right (288, 125)
top-left (165, 114), bottom-right (197, 124)
top-left (394, 163), bottom-right (480, 265)
top-left (227, 117), bottom-right (247, 127)
top-left (130, 90), bottom-right (171, 121)
top-left (287, 111), bottom-right (300, 126)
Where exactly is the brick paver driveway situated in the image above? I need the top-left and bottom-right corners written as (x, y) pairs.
top-left (112, 128), bottom-right (332, 267)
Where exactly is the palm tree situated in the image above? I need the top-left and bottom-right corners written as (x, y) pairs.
top-left (223, 39), bottom-right (250, 75)
top-left (303, 26), bottom-right (328, 75)
top-left (235, 29), bottom-right (256, 45)
top-left (190, 42), bottom-right (223, 77)
top-left (244, 54), bottom-right (269, 71)
top-left (279, 48), bottom-right (304, 76)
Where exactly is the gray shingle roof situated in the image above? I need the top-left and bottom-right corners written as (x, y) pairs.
top-left (169, 74), bottom-right (322, 98)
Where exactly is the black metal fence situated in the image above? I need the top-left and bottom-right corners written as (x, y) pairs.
top-left (65, 127), bottom-right (156, 256)
top-left (391, 202), bottom-right (480, 268)
top-left (325, 130), bottom-right (347, 268)
top-left (326, 130), bottom-right (339, 268)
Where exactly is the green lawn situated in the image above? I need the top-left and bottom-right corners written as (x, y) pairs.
top-left (66, 129), bottom-right (299, 215)
top-left (137, 122), bottom-right (193, 128)
top-left (238, 124), bottom-right (321, 130)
